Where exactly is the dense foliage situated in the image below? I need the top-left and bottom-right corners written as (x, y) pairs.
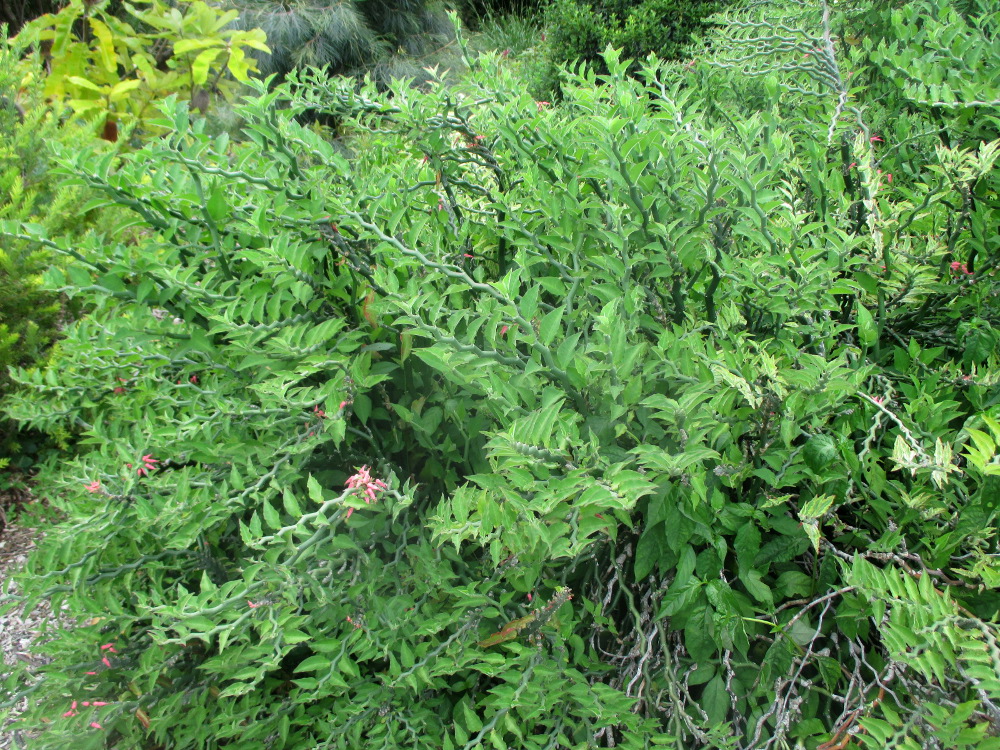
top-left (0, 32), bottom-right (122, 467)
top-left (1, 1), bottom-right (999, 748)
top-left (529, 0), bottom-right (723, 96)
top-left (14, 0), bottom-right (268, 141)
top-left (228, 0), bottom-right (456, 87)
top-left (0, 0), bottom-right (64, 35)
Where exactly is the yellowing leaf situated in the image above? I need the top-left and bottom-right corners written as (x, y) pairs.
top-left (173, 38), bottom-right (219, 56)
top-left (66, 75), bottom-right (104, 93)
top-left (190, 47), bottom-right (223, 85)
top-left (88, 18), bottom-right (117, 72)
top-left (109, 79), bottom-right (142, 102)
top-left (799, 493), bottom-right (835, 520)
top-left (226, 45), bottom-right (251, 83)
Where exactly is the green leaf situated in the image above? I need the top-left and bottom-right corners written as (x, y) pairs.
top-left (634, 523), bottom-right (665, 581)
top-left (282, 488), bottom-right (302, 518)
top-left (262, 500), bottom-right (280, 530)
top-left (700, 674), bottom-right (729, 726)
top-left (538, 306), bottom-right (563, 346)
top-left (353, 393), bottom-right (372, 424)
top-left (803, 434), bottom-right (838, 473)
top-left (964, 325), bottom-right (997, 367)
top-left (856, 303), bottom-right (877, 348)
top-left (684, 603), bottom-right (715, 661)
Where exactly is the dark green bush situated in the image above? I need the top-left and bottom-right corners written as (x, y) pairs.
top-left (529, 0), bottom-right (722, 96)
top-left (0, 2), bottom-right (998, 748)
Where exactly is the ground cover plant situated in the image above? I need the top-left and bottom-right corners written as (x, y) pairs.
top-left (1, 1), bottom-right (999, 748)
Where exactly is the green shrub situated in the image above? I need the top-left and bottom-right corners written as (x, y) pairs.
top-left (0, 3), bottom-right (998, 748)
top-left (0, 30), bottom-right (122, 468)
top-left (529, 0), bottom-right (722, 96)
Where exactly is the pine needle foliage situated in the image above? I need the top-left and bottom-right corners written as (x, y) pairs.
top-left (229, 0), bottom-right (456, 83)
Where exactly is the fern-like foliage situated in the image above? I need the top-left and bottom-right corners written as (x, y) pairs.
top-left (847, 558), bottom-right (1000, 749)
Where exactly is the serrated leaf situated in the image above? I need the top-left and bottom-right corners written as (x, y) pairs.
top-left (282, 488), bottom-right (302, 518)
top-left (803, 434), bottom-right (838, 474)
top-left (262, 500), bottom-right (280, 530)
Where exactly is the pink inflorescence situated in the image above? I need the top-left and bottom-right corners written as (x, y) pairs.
top-left (344, 465), bottom-right (388, 519)
top-left (136, 454), bottom-right (158, 477)
top-left (950, 261), bottom-right (973, 276)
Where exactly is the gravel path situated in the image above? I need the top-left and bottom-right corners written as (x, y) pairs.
top-left (0, 524), bottom-right (60, 750)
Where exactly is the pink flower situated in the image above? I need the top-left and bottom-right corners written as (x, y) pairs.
top-left (463, 253), bottom-right (474, 258)
top-left (63, 701), bottom-right (78, 718)
top-left (85, 481), bottom-right (101, 493)
top-left (344, 465), bottom-right (388, 519)
top-left (886, 173), bottom-right (892, 183)
top-left (339, 400), bottom-right (349, 410)
top-left (848, 162), bottom-right (856, 169)
top-left (313, 405), bottom-right (326, 419)
top-left (102, 656), bottom-right (112, 668)
top-left (189, 374), bottom-right (198, 384)
top-left (136, 454), bottom-right (158, 477)
top-left (870, 135), bottom-right (883, 144)
top-left (950, 261), bottom-right (972, 276)
top-left (500, 325), bottom-right (509, 336)
top-left (536, 101), bottom-right (550, 111)
top-left (100, 643), bottom-right (117, 652)
top-left (248, 600), bottom-right (261, 608)
top-left (90, 722), bottom-right (102, 729)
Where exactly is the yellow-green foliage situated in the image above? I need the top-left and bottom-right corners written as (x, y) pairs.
top-left (14, 0), bottom-right (268, 139)
top-left (0, 31), bottom-right (119, 462)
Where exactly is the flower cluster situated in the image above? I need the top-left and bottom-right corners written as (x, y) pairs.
top-left (950, 260), bottom-right (973, 276)
top-left (344, 465), bottom-right (388, 519)
top-left (136, 454), bottom-right (158, 477)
